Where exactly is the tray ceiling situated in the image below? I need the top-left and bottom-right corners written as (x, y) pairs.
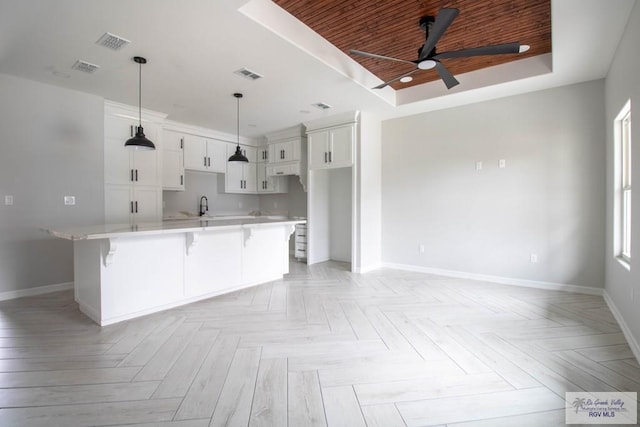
top-left (274, 0), bottom-right (551, 90)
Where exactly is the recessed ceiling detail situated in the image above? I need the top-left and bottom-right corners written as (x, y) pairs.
top-left (95, 32), bottom-right (130, 50)
top-left (71, 60), bottom-right (100, 73)
top-left (273, 0), bottom-right (551, 90)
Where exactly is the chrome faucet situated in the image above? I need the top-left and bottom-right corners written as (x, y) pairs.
top-left (199, 196), bottom-right (208, 216)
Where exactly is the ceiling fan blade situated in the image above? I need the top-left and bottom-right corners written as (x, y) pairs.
top-left (434, 62), bottom-right (459, 89)
top-left (433, 42), bottom-right (522, 59)
top-left (350, 50), bottom-right (415, 65)
top-left (419, 8), bottom-right (459, 61)
top-left (373, 69), bottom-right (419, 90)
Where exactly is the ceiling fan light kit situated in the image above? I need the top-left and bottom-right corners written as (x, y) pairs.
top-left (350, 7), bottom-right (530, 90)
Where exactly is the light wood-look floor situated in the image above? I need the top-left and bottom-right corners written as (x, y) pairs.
top-left (0, 261), bottom-right (638, 426)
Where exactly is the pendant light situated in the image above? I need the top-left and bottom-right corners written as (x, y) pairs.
top-left (124, 56), bottom-right (155, 150)
top-left (228, 93), bottom-right (249, 162)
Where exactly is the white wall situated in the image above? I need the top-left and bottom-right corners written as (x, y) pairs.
top-left (356, 112), bottom-right (382, 272)
top-left (0, 73), bottom-right (105, 294)
top-left (382, 80), bottom-right (606, 288)
top-left (605, 2), bottom-right (640, 352)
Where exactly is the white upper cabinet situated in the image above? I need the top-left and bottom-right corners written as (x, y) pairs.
top-left (162, 129), bottom-right (184, 191)
top-left (184, 135), bottom-right (228, 173)
top-left (268, 139), bottom-right (301, 164)
top-left (308, 124), bottom-right (354, 170)
top-left (104, 115), bottom-right (160, 187)
top-left (257, 163), bottom-right (288, 194)
top-left (226, 161), bottom-right (257, 193)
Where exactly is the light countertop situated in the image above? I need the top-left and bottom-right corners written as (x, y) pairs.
top-left (44, 216), bottom-right (306, 241)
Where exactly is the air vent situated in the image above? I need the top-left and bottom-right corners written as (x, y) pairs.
top-left (72, 60), bottom-right (100, 74)
top-left (96, 32), bottom-right (130, 50)
top-left (312, 102), bottom-right (332, 110)
top-left (234, 67), bottom-right (263, 81)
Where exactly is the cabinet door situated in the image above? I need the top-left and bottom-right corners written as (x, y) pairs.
top-left (256, 163), bottom-right (268, 193)
top-left (183, 135), bottom-right (207, 171)
top-left (207, 139), bottom-right (228, 173)
top-left (242, 146), bottom-right (257, 163)
top-left (243, 162), bottom-right (257, 192)
top-left (132, 141), bottom-right (159, 186)
top-left (133, 187), bottom-right (161, 223)
top-left (163, 130), bottom-right (184, 151)
top-left (226, 161), bottom-right (244, 192)
top-left (308, 131), bottom-right (330, 170)
top-left (105, 185), bottom-right (133, 224)
top-left (329, 125), bottom-right (354, 168)
top-left (162, 149), bottom-right (184, 190)
top-left (258, 147), bottom-right (269, 163)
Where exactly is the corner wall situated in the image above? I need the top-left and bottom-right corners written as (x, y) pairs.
top-left (382, 80), bottom-right (606, 288)
top-left (0, 73), bottom-right (105, 295)
top-left (604, 1), bottom-right (640, 355)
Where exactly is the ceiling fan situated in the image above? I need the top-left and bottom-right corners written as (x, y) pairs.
top-left (350, 8), bottom-right (530, 90)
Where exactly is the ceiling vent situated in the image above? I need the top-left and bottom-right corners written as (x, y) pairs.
top-left (312, 102), bottom-right (332, 110)
top-left (234, 67), bottom-right (263, 81)
top-left (96, 32), bottom-right (130, 50)
top-left (72, 60), bottom-right (100, 74)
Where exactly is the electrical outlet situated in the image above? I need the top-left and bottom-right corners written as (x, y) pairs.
top-left (419, 244), bottom-right (425, 254)
top-left (4, 195), bottom-right (13, 206)
top-left (475, 161), bottom-right (483, 171)
top-left (530, 254), bottom-right (538, 263)
top-left (499, 159), bottom-right (506, 168)
top-left (64, 196), bottom-right (76, 206)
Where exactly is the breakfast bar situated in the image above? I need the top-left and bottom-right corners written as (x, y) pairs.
top-left (45, 217), bottom-right (305, 326)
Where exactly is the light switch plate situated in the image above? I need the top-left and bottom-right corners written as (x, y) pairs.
top-left (4, 195), bottom-right (13, 205)
top-left (499, 159), bottom-right (506, 168)
top-left (64, 196), bottom-right (76, 206)
top-left (475, 161), bottom-right (483, 171)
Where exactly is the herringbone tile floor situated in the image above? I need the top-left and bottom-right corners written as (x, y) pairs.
top-left (0, 261), bottom-right (638, 426)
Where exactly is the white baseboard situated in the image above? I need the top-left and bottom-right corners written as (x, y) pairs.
top-left (381, 263), bottom-right (604, 296)
top-left (0, 282), bottom-right (74, 301)
top-left (603, 291), bottom-right (640, 364)
top-left (356, 263), bottom-right (382, 274)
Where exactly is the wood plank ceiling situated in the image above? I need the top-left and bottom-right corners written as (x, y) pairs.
top-left (273, 0), bottom-right (551, 90)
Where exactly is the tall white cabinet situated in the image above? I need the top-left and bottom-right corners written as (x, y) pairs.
top-left (305, 113), bottom-right (358, 270)
top-left (104, 101), bottom-right (166, 224)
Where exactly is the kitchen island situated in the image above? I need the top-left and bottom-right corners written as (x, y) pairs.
top-left (45, 217), bottom-right (305, 325)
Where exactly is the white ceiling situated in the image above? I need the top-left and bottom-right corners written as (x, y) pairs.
top-left (0, 0), bottom-right (634, 138)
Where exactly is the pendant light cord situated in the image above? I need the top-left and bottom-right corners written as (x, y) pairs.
top-left (138, 61), bottom-right (142, 128)
top-left (236, 95), bottom-right (240, 147)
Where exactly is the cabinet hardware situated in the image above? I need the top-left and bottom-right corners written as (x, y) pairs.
top-left (130, 201), bottom-right (134, 213)
top-left (207, 157), bottom-right (211, 167)
top-left (328, 151), bottom-right (332, 163)
top-left (130, 169), bottom-right (134, 182)
top-left (135, 169), bottom-right (138, 181)
top-left (276, 171), bottom-right (284, 175)
top-left (130, 125), bottom-right (134, 137)
top-left (135, 201), bottom-right (138, 213)
top-left (324, 152), bottom-right (328, 163)
top-left (203, 156), bottom-right (207, 167)
top-left (180, 138), bottom-right (183, 149)
top-left (180, 175), bottom-right (183, 186)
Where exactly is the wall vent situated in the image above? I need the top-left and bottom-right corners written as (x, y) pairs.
top-left (234, 67), bottom-right (263, 81)
top-left (312, 102), bottom-right (332, 110)
top-left (72, 60), bottom-right (100, 74)
top-left (96, 32), bottom-right (130, 50)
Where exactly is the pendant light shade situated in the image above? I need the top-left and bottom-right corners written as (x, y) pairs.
top-left (125, 56), bottom-right (155, 150)
top-left (228, 93), bottom-right (248, 162)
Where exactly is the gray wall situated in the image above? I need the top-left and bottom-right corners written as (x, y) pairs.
top-left (382, 80), bottom-right (606, 288)
top-left (605, 2), bottom-right (640, 347)
top-left (0, 73), bottom-right (104, 293)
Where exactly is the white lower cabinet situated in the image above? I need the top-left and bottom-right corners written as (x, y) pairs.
top-left (105, 185), bottom-right (161, 224)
